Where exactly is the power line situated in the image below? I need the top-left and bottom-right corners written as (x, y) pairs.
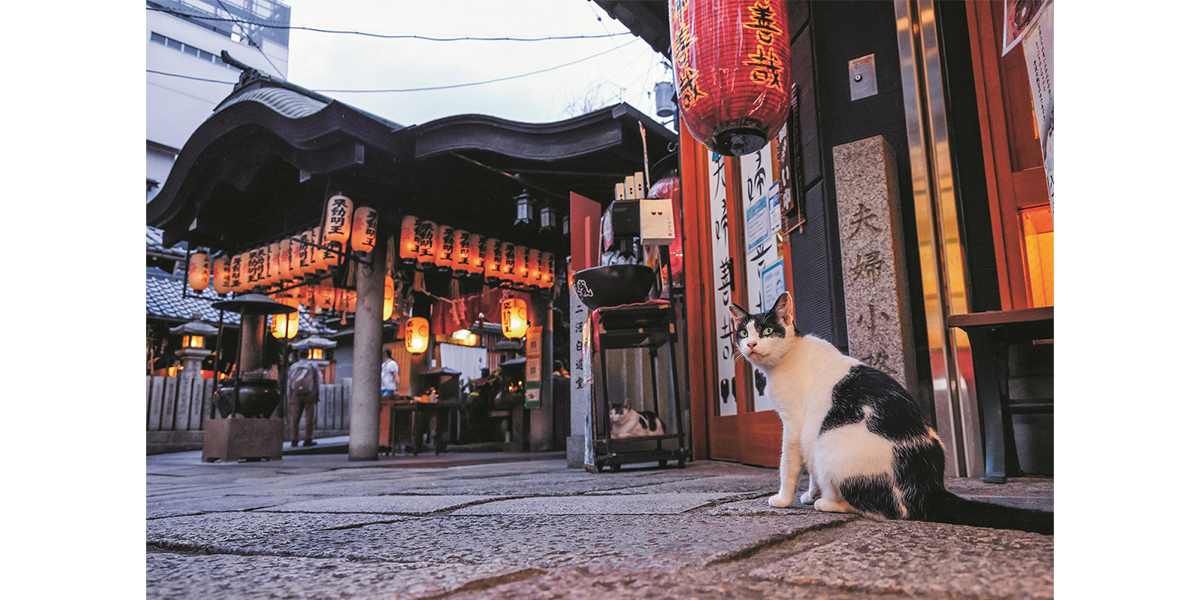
top-left (148, 6), bottom-right (634, 42)
top-left (311, 40), bottom-right (637, 94)
top-left (215, 0), bottom-right (284, 79)
top-left (147, 69), bottom-right (238, 85)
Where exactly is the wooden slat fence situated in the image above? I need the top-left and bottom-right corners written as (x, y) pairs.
top-left (146, 376), bottom-right (352, 440)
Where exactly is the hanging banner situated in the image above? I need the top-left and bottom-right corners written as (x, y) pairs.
top-left (525, 326), bottom-right (543, 409)
top-left (1022, 2), bottom-right (1053, 211)
top-left (1002, 0), bottom-right (1049, 56)
top-left (740, 146), bottom-right (782, 412)
top-left (707, 151), bottom-right (738, 416)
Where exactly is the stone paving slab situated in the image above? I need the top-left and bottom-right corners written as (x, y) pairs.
top-left (146, 551), bottom-right (524, 600)
top-left (749, 520), bottom-right (1054, 599)
top-left (452, 493), bottom-right (734, 515)
top-left (198, 514), bottom-right (839, 570)
top-left (261, 495), bottom-right (498, 515)
top-left (148, 495), bottom-right (330, 519)
top-left (148, 512), bottom-right (404, 546)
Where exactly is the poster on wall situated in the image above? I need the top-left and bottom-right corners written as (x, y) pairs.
top-left (1002, 0), bottom-right (1049, 55)
top-left (740, 148), bottom-right (783, 412)
top-left (707, 151), bottom-right (738, 417)
top-left (525, 326), bottom-right (543, 408)
top-left (1022, 2), bottom-right (1053, 211)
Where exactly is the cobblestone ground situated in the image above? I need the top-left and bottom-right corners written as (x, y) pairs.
top-left (147, 450), bottom-right (1052, 599)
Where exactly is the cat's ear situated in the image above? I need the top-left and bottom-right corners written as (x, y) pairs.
top-left (728, 303), bottom-right (750, 330)
top-left (771, 292), bottom-right (794, 328)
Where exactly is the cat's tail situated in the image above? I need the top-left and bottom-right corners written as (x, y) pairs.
top-left (922, 490), bottom-right (1053, 535)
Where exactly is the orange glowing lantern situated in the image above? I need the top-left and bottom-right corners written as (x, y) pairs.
top-left (399, 216), bottom-right (419, 263)
top-left (501, 297), bottom-right (528, 339)
top-left (247, 247), bottom-right (265, 288)
top-left (323, 195), bottom-right (353, 246)
top-left (188, 251), bottom-right (210, 291)
top-left (452, 230), bottom-right (472, 275)
top-left (229, 253), bottom-right (245, 292)
top-left (435, 224), bottom-right (456, 270)
top-left (499, 242), bottom-right (516, 283)
top-left (540, 253), bottom-right (555, 288)
top-left (351, 206), bottom-right (378, 253)
top-left (212, 255), bottom-right (231, 295)
top-left (278, 239), bottom-right (293, 282)
top-left (483, 238), bottom-right (502, 282)
top-left (405, 317), bottom-right (430, 354)
top-left (383, 275), bottom-right (395, 321)
top-left (270, 297), bottom-right (300, 339)
top-left (526, 249), bottom-right (542, 287)
top-left (416, 220), bottom-right (438, 269)
top-left (669, 0), bottom-right (791, 156)
top-left (513, 246), bottom-right (529, 285)
top-left (467, 233), bottom-right (484, 276)
top-left (314, 284), bottom-right (336, 310)
top-left (265, 242), bottom-right (281, 287)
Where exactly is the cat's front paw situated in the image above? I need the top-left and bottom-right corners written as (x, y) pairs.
top-left (768, 494), bottom-right (794, 508)
top-left (799, 491), bottom-right (817, 504)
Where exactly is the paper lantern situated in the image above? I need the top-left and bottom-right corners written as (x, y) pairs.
top-left (270, 297), bottom-right (299, 339)
top-left (415, 220), bottom-right (438, 269)
top-left (266, 242), bottom-right (281, 287)
top-left (452, 230), bottom-right (472, 275)
top-left (246, 248), bottom-right (265, 288)
top-left (229, 254), bottom-right (244, 292)
top-left (501, 297), bottom-right (528, 339)
top-left (277, 240), bottom-right (293, 282)
top-left (540, 253), bottom-right (555, 288)
top-left (405, 317), bottom-right (430, 354)
top-left (669, 0), bottom-right (791, 156)
top-left (467, 233), bottom-right (484, 276)
top-left (483, 238), bottom-right (502, 282)
top-left (435, 224), bottom-right (455, 270)
top-left (335, 289), bottom-right (357, 313)
top-left (513, 246), bottom-right (529, 285)
top-left (383, 275), bottom-right (395, 321)
top-left (499, 242), bottom-right (516, 283)
top-left (187, 251), bottom-right (210, 291)
top-left (351, 206), bottom-right (378, 253)
top-left (526, 249), bottom-right (542, 287)
top-left (323, 195), bottom-right (354, 245)
top-left (212, 255), bottom-right (231, 295)
top-left (314, 284), bottom-right (336, 310)
top-left (398, 216), bottom-right (419, 263)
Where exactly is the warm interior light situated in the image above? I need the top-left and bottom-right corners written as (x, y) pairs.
top-left (483, 238), bottom-right (502, 281)
top-left (452, 229), bottom-right (472, 275)
top-left (399, 216), bottom-right (419, 263)
top-left (501, 297), bottom-right (528, 339)
top-left (406, 317), bottom-right (430, 354)
top-left (1020, 204), bottom-right (1054, 308)
top-left (383, 275), bottom-right (395, 321)
top-left (182, 335), bottom-right (205, 349)
top-left (309, 348), bottom-right (324, 360)
top-left (435, 225), bottom-right (456, 269)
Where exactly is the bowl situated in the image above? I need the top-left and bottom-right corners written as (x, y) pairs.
top-left (572, 265), bottom-right (656, 311)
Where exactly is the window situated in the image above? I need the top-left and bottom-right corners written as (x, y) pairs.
top-left (1020, 205), bottom-right (1054, 308)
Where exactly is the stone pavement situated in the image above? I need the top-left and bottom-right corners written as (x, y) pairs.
top-left (147, 447), bottom-right (1053, 599)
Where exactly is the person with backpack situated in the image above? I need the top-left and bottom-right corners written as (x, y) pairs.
top-left (287, 356), bottom-right (322, 447)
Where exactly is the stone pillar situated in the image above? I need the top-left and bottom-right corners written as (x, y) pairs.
top-left (348, 248), bottom-right (386, 460)
top-left (832, 136), bottom-right (918, 391)
top-left (566, 292), bottom-right (590, 467)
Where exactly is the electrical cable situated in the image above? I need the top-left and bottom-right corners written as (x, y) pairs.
top-left (147, 69), bottom-right (239, 85)
top-left (215, 0), bottom-right (285, 79)
top-left (148, 5), bottom-right (633, 42)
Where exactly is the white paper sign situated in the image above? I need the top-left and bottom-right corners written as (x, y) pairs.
top-left (708, 151), bottom-right (738, 416)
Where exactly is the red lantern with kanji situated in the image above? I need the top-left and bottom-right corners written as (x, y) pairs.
top-left (483, 238), bottom-right (502, 283)
top-left (467, 233), bottom-right (484, 276)
top-left (416, 220), bottom-right (438, 269)
top-left (500, 297), bottom-right (528, 339)
top-left (399, 216), bottom-right (419, 263)
top-left (499, 242), bottom-right (516, 283)
top-left (435, 224), bottom-right (456, 270)
top-left (670, 0), bottom-right (791, 156)
top-left (452, 230), bottom-right (472, 275)
top-left (526, 248), bottom-right (542, 287)
top-left (350, 206), bottom-right (378, 253)
top-left (213, 255), bottom-right (231, 295)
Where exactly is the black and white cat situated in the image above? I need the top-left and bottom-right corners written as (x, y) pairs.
top-left (730, 292), bottom-right (1052, 535)
top-left (609, 404), bottom-right (665, 438)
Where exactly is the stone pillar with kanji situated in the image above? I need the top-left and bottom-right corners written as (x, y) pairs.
top-left (832, 136), bottom-right (918, 391)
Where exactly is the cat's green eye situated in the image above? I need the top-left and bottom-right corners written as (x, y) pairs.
top-left (762, 327), bottom-right (774, 335)
top-left (737, 328), bottom-right (748, 338)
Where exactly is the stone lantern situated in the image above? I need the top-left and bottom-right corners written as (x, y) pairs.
top-left (169, 313), bottom-right (218, 380)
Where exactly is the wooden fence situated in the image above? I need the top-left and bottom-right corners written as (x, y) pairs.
top-left (146, 376), bottom-right (352, 453)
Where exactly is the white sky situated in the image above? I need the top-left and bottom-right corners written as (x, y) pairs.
top-left (281, 0), bottom-right (674, 128)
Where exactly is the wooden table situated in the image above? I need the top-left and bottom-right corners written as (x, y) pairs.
top-left (387, 401), bottom-right (466, 456)
top-left (947, 306), bottom-right (1053, 483)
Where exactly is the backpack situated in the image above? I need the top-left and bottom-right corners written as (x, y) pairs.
top-left (290, 361), bottom-right (318, 396)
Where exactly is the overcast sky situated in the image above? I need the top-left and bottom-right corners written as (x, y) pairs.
top-left (281, 0), bottom-right (673, 128)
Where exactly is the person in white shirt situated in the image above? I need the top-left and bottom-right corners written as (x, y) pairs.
top-left (381, 348), bottom-right (400, 398)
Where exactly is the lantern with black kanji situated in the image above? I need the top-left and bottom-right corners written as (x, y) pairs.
top-left (500, 297), bottom-right (528, 339)
top-left (526, 249), bottom-right (542, 287)
top-left (483, 238), bottom-right (502, 283)
top-left (350, 206), bottom-right (378, 253)
top-left (540, 253), bottom-right (555, 289)
top-left (435, 224), bottom-right (455, 270)
top-left (499, 242), bottom-right (516, 283)
top-left (513, 246), bottom-right (529, 285)
top-left (323, 195), bottom-right (353, 247)
top-left (314, 284), bottom-right (336, 310)
top-left (467, 233), bottom-right (484, 277)
top-left (229, 253), bottom-right (244, 292)
top-left (213, 255), bottom-right (231, 295)
top-left (669, 0), bottom-right (791, 156)
top-left (399, 216), bottom-right (419, 263)
top-left (406, 317), bottom-right (430, 354)
top-left (415, 220), bottom-right (438, 269)
top-left (277, 239), bottom-right (293, 283)
top-left (452, 229), bottom-right (472, 276)
top-left (188, 250), bottom-right (210, 291)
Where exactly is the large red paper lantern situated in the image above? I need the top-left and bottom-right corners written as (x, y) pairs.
top-left (670, 0), bottom-right (791, 156)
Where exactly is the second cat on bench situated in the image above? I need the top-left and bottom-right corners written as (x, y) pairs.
top-left (608, 403), bottom-right (665, 438)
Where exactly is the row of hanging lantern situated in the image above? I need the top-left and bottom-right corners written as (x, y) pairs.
top-left (397, 216), bottom-right (555, 290)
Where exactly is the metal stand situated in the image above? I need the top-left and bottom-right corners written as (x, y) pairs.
top-left (588, 302), bottom-right (688, 472)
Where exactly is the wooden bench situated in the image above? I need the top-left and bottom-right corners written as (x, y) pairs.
top-left (947, 306), bottom-right (1053, 483)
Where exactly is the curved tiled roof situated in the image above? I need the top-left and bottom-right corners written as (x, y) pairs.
top-left (214, 85), bottom-right (328, 119)
top-left (146, 267), bottom-right (331, 336)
